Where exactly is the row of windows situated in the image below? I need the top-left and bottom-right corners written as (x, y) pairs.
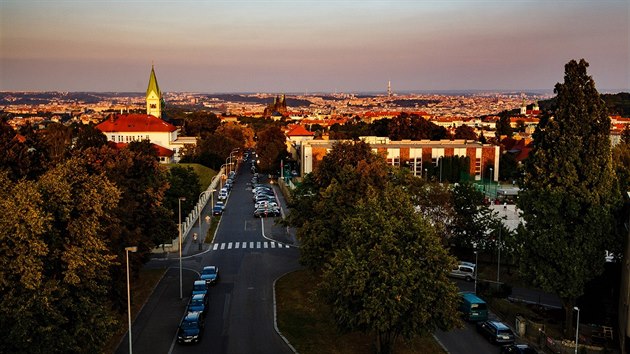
top-left (110, 135), bottom-right (150, 143)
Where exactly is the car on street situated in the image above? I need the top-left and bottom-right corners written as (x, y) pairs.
top-left (477, 320), bottom-right (515, 344)
top-left (191, 280), bottom-right (208, 296)
top-left (254, 200), bottom-right (278, 209)
top-left (177, 311), bottom-right (205, 344)
top-left (215, 201), bottom-right (225, 210)
top-left (212, 205), bottom-right (223, 216)
top-left (218, 189), bottom-right (228, 200)
top-left (200, 265), bottom-right (219, 284)
top-left (500, 344), bottom-right (539, 354)
top-left (449, 262), bottom-right (476, 281)
top-left (187, 293), bottom-right (209, 317)
top-left (254, 206), bottom-right (281, 218)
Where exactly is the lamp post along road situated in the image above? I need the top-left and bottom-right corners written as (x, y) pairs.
top-left (198, 190), bottom-right (215, 243)
top-left (178, 197), bottom-right (186, 300)
top-left (497, 222), bottom-right (501, 286)
top-left (574, 307), bottom-right (580, 354)
top-left (125, 246), bottom-right (138, 354)
top-left (474, 250), bottom-right (478, 295)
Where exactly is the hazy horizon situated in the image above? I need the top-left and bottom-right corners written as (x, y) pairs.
top-left (1, 1), bottom-right (628, 93)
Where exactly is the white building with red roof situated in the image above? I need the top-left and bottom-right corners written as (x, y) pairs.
top-left (285, 124), bottom-right (315, 160)
top-left (96, 66), bottom-right (196, 163)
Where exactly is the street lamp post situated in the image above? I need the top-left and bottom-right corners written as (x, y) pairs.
top-left (439, 157), bottom-right (443, 183)
top-left (198, 190), bottom-right (215, 244)
top-left (489, 167), bottom-right (494, 197)
top-left (497, 220), bottom-right (502, 286)
top-left (574, 307), bottom-right (580, 354)
top-left (178, 197), bottom-right (186, 300)
top-left (219, 163), bottom-right (229, 189)
top-left (424, 168), bottom-right (428, 180)
top-left (125, 246), bottom-right (138, 354)
top-left (474, 250), bottom-right (478, 295)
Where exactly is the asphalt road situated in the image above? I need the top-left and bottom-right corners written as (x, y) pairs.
top-left (117, 160), bottom-right (300, 354)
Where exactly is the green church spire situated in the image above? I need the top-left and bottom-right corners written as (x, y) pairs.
top-left (146, 65), bottom-right (161, 98)
top-left (146, 65), bottom-right (163, 118)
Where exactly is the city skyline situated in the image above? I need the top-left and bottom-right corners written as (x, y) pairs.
top-left (1, 0), bottom-right (628, 93)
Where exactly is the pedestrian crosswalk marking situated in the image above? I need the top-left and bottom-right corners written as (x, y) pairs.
top-left (207, 241), bottom-right (291, 251)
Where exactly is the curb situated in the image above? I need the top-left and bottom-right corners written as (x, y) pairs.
top-left (431, 334), bottom-right (451, 354)
top-left (273, 271), bottom-right (300, 354)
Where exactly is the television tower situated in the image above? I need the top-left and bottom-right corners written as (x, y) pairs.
top-left (387, 80), bottom-right (392, 98)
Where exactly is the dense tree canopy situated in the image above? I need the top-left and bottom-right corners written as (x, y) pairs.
top-left (255, 125), bottom-right (288, 173)
top-left (320, 186), bottom-right (460, 354)
top-left (288, 141), bottom-right (461, 353)
top-left (0, 160), bottom-right (120, 353)
top-left (517, 59), bottom-right (620, 336)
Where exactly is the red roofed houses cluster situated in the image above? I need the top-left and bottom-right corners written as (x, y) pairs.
top-left (96, 66), bottom-right (196, 163)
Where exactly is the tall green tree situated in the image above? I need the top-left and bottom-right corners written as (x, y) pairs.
top-left (320, 186), bottom-right (460, 354)
top-left (0, 159), bottom-right (120, 353)
top-left (495, 110), bottom-right (514, 138)
top-left (517, 59), bottom-right (619, 336)
top-left (450, 182), bottom-right (496, 249)
top-left (255, 125), bottom-right (288, 173)
top-left (454, 124), bottom-right (478, 140)
top-left (287, 141), bottom-right (390, 268)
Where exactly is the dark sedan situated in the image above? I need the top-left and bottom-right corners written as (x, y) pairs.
top-left (177, 311), bottom-right (205, 344)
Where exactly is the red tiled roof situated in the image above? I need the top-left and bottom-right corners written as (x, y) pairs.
top-left (97, 114), bottom-right (177, 133)
top-left (286, 125), bottom-right (314, 137)
top-left (108, 141), bottom-right (174, 157)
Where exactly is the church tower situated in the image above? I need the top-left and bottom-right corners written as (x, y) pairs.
top-left (146, 65), bottom-right (162, 118)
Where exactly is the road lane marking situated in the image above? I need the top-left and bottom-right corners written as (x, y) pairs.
top-left (271, 242), bottom-right (276, 248)
top-left (250, 242), bottom-right (254, 248)
top-left (264, 242), bottom-right (268, 248)
top-left (257, 242), bottom-right (261, 249)
top-left (213, 243), bottom-right (219, 250)
top-left (220, 243), bottom-right (226, 250)
top-left (235, 242), bottom-right (240, 249)
top-left (228, 242), bottom-right (233, 249)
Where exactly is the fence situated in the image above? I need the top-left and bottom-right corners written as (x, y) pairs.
top-left (153, 167), bottom-right (224, 254)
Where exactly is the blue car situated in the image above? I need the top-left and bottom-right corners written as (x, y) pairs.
top-left (212, 206), bottom-right (223, 216)
top-left (191, 280), bottom-right (207, 296)
top-left (177, 311), bottom-right (204, 344)
top-left (200, 266), bottom-right (219, 285)
top-left (187, 293), bottom-right (209, 317)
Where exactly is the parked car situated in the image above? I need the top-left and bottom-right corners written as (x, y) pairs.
top-left (218, 190), bottom-right (228, 201)
top-left (200, 265), bottom-right (219, 284)
top-left (215, 201), bottom-right (225, 210)
top-left (500, 344), bottom-right (539, 354)
top-left (459, 292), bottom-right (488, 321)
top-left (449, 262), bottom-right (476, 281)
top-left (212, 205), bottom-right (223, 216)
top-left (191, 280), bottom-right (207, 296)
top-left (477, 320), bottom-right (515, 344)
top-left (177, 311), bottom-right (205, 344)
top-left (254, 200), bottom-right (278, 209)
top-left (187, 293), bottom-right (209, 317)
top-left (254, 206), bottom-right (281, 218)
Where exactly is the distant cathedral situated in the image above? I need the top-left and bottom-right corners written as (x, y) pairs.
top-left (263, 94), bottom-right (288, 118)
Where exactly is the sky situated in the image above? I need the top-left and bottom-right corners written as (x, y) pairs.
top-left (1, 0), bottom-right (628, 93)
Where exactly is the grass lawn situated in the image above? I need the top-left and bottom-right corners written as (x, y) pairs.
top-left (168, 163), bottom-right (217, 191)
top-left (103, 267), bottom-right (168, 353)
top-left (276, 269), bottom-right (446, 354)
top-left (205, 215), bottom-right (221, 243)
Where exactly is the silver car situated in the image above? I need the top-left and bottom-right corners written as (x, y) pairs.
top-left (449, 262), bottom-right (476, 281)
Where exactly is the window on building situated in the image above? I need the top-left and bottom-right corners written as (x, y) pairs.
top-left (111, 135), bottom-right (115, 141)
